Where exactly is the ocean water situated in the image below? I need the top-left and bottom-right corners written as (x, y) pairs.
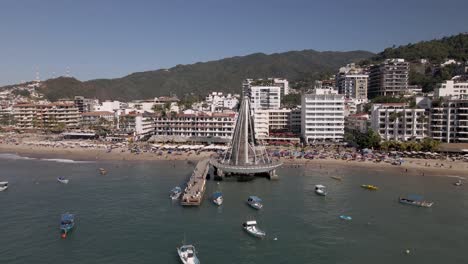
top-left (0, 154), bottom-right (467, 264)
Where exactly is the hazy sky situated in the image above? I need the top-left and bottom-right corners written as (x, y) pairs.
top-left (1, 0), bottom-right (467, 85)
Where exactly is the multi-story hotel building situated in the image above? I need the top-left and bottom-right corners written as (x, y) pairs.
top-left (336, 64), bottom-right (368, 100)
top-left (152, 112), bottom-right (236, 143)
top-left (370, 103), bottom-right (429, 141)
top-left (434, 78), bottom-right (468, 99)
top-left (13, 103), bottom-right (80, 130)
top-left (368, 59), bottom-right (409, 98)
top-left (253, 108), bottom-right (301, 140)
top-left (430, 99), bottom-right (468, 143)
top-left (81, 111), bottom-right (115, 126)
top-left (248, 86), bottom-right (281, 111)
top-left (301, 89), bottom-right (345, 143)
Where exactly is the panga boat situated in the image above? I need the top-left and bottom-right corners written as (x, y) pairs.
top-left (60, 213), bottom-right (75, 239)
top-left (57, 177), bottom-right (69, 184)
top-left (170, 187), bottom-right (182, 200)
top-left (315, 184), bottom-right (327, 196)
top-left (177, 244), bottom-right (200, 264)
top-left (212, 192), bottom-right (223, 206)
top-left (99, 168), bottom-right (107, 175)
top-left (247, 196), bottom-right (263, 210)
top-left (331, 176), bottom-right (342, 181)
top-left (339, 215), bottom-right (352, 221)
top-left (0, 181), bottom-right (8, 192)
top-left (454, 179), bottom-right (463, 186)
top-left (361, 184), bottom-right (378, 190)
top-left (399, 196), bottom-right (433, 208)
top-left (243, 220), bottom-right (266, 238)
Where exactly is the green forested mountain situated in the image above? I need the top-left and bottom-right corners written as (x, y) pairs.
top-left (371, 33), bottom-right (468, 63)
top-left (33, 50), bottom-right (373, 101)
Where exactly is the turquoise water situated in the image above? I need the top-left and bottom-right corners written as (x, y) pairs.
top-left (0, 154), bottom-right (467, 263)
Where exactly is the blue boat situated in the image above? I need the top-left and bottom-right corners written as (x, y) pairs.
top-left (60, 213), bottom-right (75, 239)
top-left (212, 192), bottom-right (223, 206)
top-left (339, 215), bottom-right (352, 221)
top-left (247, 196), bottom-right (263, 210)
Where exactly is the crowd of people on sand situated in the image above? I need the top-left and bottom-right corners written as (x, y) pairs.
top-left (1, 133), bottom-right (468, 174)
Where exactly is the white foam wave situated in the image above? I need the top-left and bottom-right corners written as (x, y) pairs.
top-left (0, 153), bottom-right (94, 163)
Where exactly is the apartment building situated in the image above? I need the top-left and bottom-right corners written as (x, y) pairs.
top-left (13, 103), bottom-right (80, 130)
top-left (81, 111), bottom-right (115, 126)
top-left (345, 113), bottom-right (369, 134)
top-left (430, 99), bottom-right (468, 143)
top-left (74, 96), bottom-right (98, 113)
top-left (301, 89), bottom-right (345, 143)
top-left (248, 86), bottom-right (281, 111)
top-left (336, 64), bottom-right (368, 100)
top-left (434, 78), bottom-right (468, 99)
top-left (368, 59), bottom-right (409, 98)
top-left (152, 112), bottom-right (236, 143)
top-left (252, 108), bottom-right (301, 139)
top-left (370, 103), bottom-right (428, 141)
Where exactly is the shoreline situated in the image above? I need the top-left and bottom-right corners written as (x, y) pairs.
top-left (1, 143), bottom-right (467, 178)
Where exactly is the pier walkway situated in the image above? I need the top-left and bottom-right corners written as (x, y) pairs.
top-left (181, 159), bottom-right (210, 206)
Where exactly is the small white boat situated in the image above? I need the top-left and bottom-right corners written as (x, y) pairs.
top-left (170, 186), bottom-right (182, 200)
top-left (315, 184), bottom-right (327, 196)
top-left (212, 192), bottom-right (223, 206)
top-left (243, 220), bottom-right (266, 238)
top-left (247, 196), bottom-right (263, 210)
top-left (0, 181), bottom-right (8, 192)
top-left (177, 244), bottom-right (200, 264)
top-left (57, 177), bottom-right (69, 184)
top-left (454, 180), bottom-right (463, 186)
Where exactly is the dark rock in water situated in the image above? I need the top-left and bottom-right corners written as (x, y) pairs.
top-left (214, 175), bottom-right (223, 181)
top-left (206, 173), bottom-right (211, 180)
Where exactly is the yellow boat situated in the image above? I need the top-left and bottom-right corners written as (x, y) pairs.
top-left (361, 184), bottom-right (378, 190)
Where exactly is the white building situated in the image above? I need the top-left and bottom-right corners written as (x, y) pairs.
top-left (248, 86), bottom-right (281, 111)
top-left (204, 92), bottom-right (239, 112)
top-left (152, 112), bottom-right (237, 143)
top-left (434, 78), bottom-right (468, 99)
top-left (252, 108), bottom-right (301, 140)
top-left (301, 89), bottom-right (345, 143)
top-left (370, 103), bottom-right (429, 141)
top-left (430, 99), bottom-right (468, 143)
top-left (94, 101), bottom-right (127, 112)
top-left (336, 64), bottom-right (368, 100)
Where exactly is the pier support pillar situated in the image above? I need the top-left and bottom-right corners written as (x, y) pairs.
top-left (268, 169), bottom-right (279, 180)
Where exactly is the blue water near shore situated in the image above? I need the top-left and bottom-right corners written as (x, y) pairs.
top-left (0, 155), bottom-right (467, 263)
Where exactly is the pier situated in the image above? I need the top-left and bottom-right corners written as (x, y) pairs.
top-left (181, 159), bottom-right (210, 206)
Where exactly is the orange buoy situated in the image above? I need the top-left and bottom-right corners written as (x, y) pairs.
top-left (61, 233), bottom-right (67, 239)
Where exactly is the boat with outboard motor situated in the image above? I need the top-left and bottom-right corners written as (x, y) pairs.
top-left (361, 184), bottom-right (378, 190)
top-left (247, 196), bottom-right (263, 210)
top-left (212, 192), bottom-right (223, 206)
top-left (0, 181), bottom-right (8, 192)
top-left (315, 184), bottom-right (327, 196)
top-left (177, 244), bottom-right (200, 264)
top-left (170, 186), bottom-right (182, 200)
top-left (57, 177), bottom-right (69, 184)
top-left (399, 196), bottom-right (433, 208)
top-left (60, 213), bottom-right (75, 239)
top-left (339, 215), bottom-right (352, 221)
top-left (242, 220), bottom-right (266, 238)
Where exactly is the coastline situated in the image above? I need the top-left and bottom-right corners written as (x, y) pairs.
top-left (2, 143), bottom-right (467, 178)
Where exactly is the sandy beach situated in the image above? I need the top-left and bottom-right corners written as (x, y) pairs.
top-left (1, 141), bottom-right (467, 178)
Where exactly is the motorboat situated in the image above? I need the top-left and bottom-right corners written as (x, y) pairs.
top-left (57, 177), bottom-right (69, 184)
top-left (331, 176), bottom-right (342, 181)
top-left (242, 220), bottom-right (266, 238)
top-left (339, 215), bottom-right (352, 221)
top-left (212, 192), bottom-right (223, 206)
top-left (454, 179), bottom-right (463, 186)
top-left (399, 196), bottom-right (433, 208)
top-left (247, 196), bottom-right (263, 210)
top-left (0, 181), bottom-right (8, 192)
top-left (170, 187), bottom-right (182, 200)
top-left (60, 213), bottom-right (75, 239)
top-left (99, 168), bottom-right (107, 175)
top-left (177, 244), bottom-right (200, 264)
top-left (361, 184), bottom-right (378, 190)
top-left (315, 184), bottom-right (327, 196)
